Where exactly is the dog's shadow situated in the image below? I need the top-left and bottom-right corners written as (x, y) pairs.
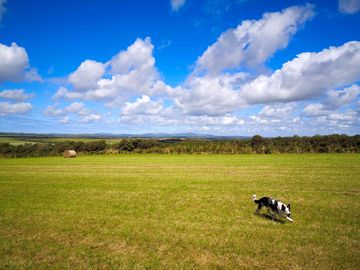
top-left (254, 212), bottom-right (286, 224)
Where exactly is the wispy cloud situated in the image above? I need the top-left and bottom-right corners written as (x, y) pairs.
top-left (171, 0), bottom-right (186, 11)
top-left (339, 0), bottom-right (360, 14)
top-left (0, 0), bottom-right (6, 23)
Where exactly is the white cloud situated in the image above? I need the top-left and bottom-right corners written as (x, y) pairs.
top-left (65, 102), bottom-right (90, 116)
top-left (55, 38), bottom-right (173, 107)
top-left (0, 101), bottom-right (32, 116)
top-left (80, 113), bottom-right (102, 123)
top-left (327, 110), bottom-right (357, 122)
top-left (258, 103), bottom-right (297, 118)
top-left (241, 41), bottom-right (360, 104)
top-left (195, 4), bottom-right (314, 74)
top-left (0, 42), bottom-right (29, 82)
top-left (175, 73), bottom-right (248, 116)
top-left (171, 0), bottom-right (186, 11)
top-left (0, 0), bottom-right (6, 23)
top-left (339, 0), bottom-right (360, 14)
top-left (304, 108), bottom-right (359, 131)
top-left (108, 37), bottom-right (155, 76)
top-left (24, 67), bottom-right (43, 82)
top-left (44, 102), bottom-right (90, 117)
top-left (53, 87), bottom-right (82, 100)
top-left (326, 84), bottom-right (360, 109)
top-left (119, 113), bottom-right (245, 128)
top-left (44, 102), bottom-right (102, 124)
top-left (0, 42), bottom-right (41, 83)
top-left (303, 103), bottom-right (330, 117)
top-left (191, 115), bottom-right (244, 126)
top-left (44, 104), bottom-right (64, 117)
top-left (59, 116), bottom-right (70, 124)
top-left (68, 60), bottom-right (105, 91)
top-left (249, 103), bottom-right (298, 126)
top-left (123, 95), bottom-right (164, 115)
top-left (0, 89), bottom-right (35, 101)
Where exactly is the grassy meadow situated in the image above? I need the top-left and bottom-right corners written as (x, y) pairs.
top-left (0, 154), bottom-right (359, 269)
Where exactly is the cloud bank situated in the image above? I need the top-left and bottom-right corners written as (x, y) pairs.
top-left (46, 5), bottom-right (360, 135)
top-left (1, 4), bottom-right (359, 135)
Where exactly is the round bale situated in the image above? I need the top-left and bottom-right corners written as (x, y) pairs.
top-left (63, 149), bottom-right (77, 158)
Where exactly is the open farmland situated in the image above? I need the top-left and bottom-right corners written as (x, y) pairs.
top-left (0, 154), bottom-right (359, 269)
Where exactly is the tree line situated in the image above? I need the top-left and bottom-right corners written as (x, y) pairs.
top-left (0, 134), bottom-right (359, 158)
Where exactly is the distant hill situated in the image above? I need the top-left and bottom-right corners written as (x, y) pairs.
top-left (0, 132), bottom-right (250, 140)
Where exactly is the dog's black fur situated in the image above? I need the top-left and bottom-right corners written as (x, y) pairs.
top-left (253, 195), bottom-right (293, 222)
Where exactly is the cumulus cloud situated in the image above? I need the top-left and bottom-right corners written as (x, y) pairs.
top-left (0, 42), bottom-right (41, 83)
top-left (175, 72), bottom-right (248, 116)
top-left (123, 95), bottom-right (164, 115)
top-left (301, 84), bottom-right (360, 134)
top-left (339, 0), bottom-right (360, 14)
top-left (241, 41), bottom-right (360, 104)
top-left (44, 102), bottom-right (102, 124)
top-left (171, 0), bottom-right (186, 11)
top-left (44, 102), bottom-right (90, 117)
top-left (68, 60), bottom-right (105, 91)
top-left (258, 103), bottom-right (297, 118)
top-left (0, 89), bottom-right (35, 101)
top-left (302, 84), bottom-right (360, 120)
top-left (57, 38), bottom-right (172, 107)
top-left (303, 107), bottom-right (359, 130)
top-left (0, 42), bottom-right (29, 82)
top-left (65, 102), bottom-right (91, 116)
top-left (195, 4), bottom-right (314, 74)
top-left (303, 103), bottom-right (330, 117)
top-left (326, 84), bottom-right (360, 109)
top-left (53, 87), bottom-right (82, 100)
top-left (43, 104), bottom-right (64, 117)
top-left (0, 101), bottom-right (32, 116)
top-left (80, 113), bottom-right (102, 123)
top-left (108, 37), bottom-right (155, 76)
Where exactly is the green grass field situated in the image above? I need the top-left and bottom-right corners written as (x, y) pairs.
top-left (0, 154), bottom-right (359, 269)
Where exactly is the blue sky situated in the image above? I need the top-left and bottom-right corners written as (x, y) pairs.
top-left (0, 0), bottom-right (359, 136)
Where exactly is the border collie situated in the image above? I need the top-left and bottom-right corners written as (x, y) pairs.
top-left (253, 195), bottom-right (293, 222)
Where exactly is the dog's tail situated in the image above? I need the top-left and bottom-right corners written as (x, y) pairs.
top-left (253, 194), bottom-right (259, 203)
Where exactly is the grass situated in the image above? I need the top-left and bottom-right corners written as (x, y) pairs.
top-left (0, 154), bottom-right (359, 269)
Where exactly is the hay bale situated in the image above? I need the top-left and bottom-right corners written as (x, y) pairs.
top-left (63, 150), bottom-right (77, 158)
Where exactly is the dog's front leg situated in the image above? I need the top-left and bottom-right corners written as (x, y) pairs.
top-left (254, 204), bottom-right (262, 215)
top-left (286, 216), bottom-right (294, 222)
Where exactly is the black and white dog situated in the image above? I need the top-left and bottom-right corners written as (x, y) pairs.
top-left (253, 194), bottom-right (293, 222)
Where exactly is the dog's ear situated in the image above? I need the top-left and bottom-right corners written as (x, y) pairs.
top-left (287, 204), bottom-right (291, 210)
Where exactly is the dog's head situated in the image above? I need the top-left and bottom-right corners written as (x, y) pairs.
top-left (282, 203), bottom-right (291, 217)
